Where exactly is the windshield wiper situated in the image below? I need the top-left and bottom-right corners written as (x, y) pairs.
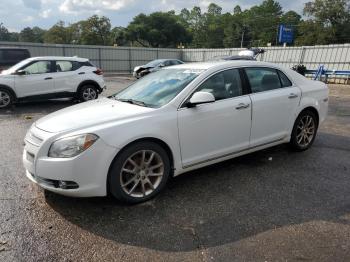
top-left (116, 98), bottom-right (149, 107)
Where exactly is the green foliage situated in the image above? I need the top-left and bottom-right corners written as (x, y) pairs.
top-left (125, 12), bottom-right (192, 47)
top-left (19, 27), bottom-right (46, 43)
top-left (44, 21), bottom-right (73, 44)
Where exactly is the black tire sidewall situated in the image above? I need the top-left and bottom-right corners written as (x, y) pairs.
top-left (78, 85), bottom-right (98, 102)
top-left (108, 141), bottom-right (171, 204)
top-left (0, 88), bottom-right (13, 109)
top-left (290, 110), bottom-right (318, 151)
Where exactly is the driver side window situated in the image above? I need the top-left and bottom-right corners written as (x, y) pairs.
top-left (195, 69), bottom-right (242, 101)
top-left (23, 61), bottom-right (51, 75)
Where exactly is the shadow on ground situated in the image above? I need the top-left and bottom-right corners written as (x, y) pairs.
top-left (0, 99), bottom-right (76, 116)
top-left (45, 133), bottom-right (350, 252)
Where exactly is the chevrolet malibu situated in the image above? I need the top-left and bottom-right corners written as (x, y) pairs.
top-left (23, 61), bottom-right (328, 203)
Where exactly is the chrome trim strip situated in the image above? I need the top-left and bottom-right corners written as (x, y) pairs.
top-left (183, 138), bottom-right (284, 169)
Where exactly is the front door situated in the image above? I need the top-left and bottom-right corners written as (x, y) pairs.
top-left (178, 68), bottom-right (252, 168)
top-left (14, 60), bottom-right (55, 98)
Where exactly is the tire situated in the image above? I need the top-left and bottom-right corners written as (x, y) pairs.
top-left (108, 141), bottom-right (171, 204)
top-left (290, 110), bottom-right (318, 151)
top-left (0, 88), bottom-right (14, 109)
top-left (78, 85), bottom-right (98, 102)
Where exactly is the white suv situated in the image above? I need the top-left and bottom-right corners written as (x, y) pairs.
top-left (0, 56), bottom-right (105, 108)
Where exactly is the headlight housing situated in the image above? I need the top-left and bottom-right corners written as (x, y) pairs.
top-left (48, 134), bottom-right (99, 158)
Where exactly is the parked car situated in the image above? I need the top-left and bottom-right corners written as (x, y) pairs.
top-left (0, 56), bottom-right (105, 108)
top-left (133, 59), bottom-right (184, 78)
top-left (212, 48), bottom-right (265, 61)
top-left (0, 47), bottom-right (30, 73)
top-left (23, 60), bottom-right (328, 203)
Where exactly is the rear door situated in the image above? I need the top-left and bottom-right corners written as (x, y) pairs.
top-left (53, 60), bottom-right (82, 93)
top-left (244, 67), bottom-right (301, 147)
top-left (14, 60), bottom-right (55, 98)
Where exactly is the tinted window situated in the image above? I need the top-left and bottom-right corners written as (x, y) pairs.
top-left (196, 69), bottom-right (242, 100)
top-left (278, 70), bottom-right (292, 87)
top-left (245, 68), bottom-right (281, 93)
top-left (23, 61), bottom-right (51, 74)
top-left (163, 60), bottom-right (172, 66)
top-left (56, 61), bottom-right (73, 72)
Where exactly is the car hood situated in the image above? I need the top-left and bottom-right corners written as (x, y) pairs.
top-left (35, 97), bottom-right (154, 133)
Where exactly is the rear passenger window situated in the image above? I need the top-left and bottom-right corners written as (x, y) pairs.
top-left (195, 69), bottom-right (242, 101)
top-left (56, 61), bottom-right (73, 72)
top-left (278, 70), bottom-right (292, 87)
top-left (245, 68), bottom-right (281, 93)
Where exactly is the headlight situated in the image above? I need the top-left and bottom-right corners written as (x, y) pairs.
top-left (48, 134), bottom-right (99, 158)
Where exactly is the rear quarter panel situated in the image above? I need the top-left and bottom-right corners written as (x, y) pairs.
top-left (297, 80), bottom-right (329, 125)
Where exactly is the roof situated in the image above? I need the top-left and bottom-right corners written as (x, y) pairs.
top-left (27, 56), bottom-right (89, 62)
top-left (169, 60), bottom-right (282, 70)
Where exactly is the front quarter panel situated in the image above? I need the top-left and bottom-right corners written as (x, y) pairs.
top-left (73, 108), bottom-right (182, 175)
top-left (0, 75), bottom-right (15, 93)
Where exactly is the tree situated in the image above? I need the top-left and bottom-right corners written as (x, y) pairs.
top-left (111, 26), bottom-right (130, 46)
top-left (233, 5), bottom-right (242, 15)
top-left (19, 27), bottom-right (46, 43)
top-left (0, 23), bottom-right (11, 41)
top-left (126, 12), bottom-right (192, 47)
top-left (78, 15), bottom-right (112, 45)
top-left (44, 21), bottom-right (73, 44)
top-left (303, 0), bottom-right (350, 43)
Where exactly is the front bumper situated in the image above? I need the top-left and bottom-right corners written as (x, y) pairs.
top-left (23, 126), bottom-right (118, 197)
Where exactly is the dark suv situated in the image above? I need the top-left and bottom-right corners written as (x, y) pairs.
top-left (0, 48), bottom-right (31, 72)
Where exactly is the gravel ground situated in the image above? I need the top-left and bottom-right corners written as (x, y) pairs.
top-left (0, 79), bottom-right (349, 262)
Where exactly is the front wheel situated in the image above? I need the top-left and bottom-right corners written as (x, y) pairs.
top-left (108, 141), bottom-right (171, 204)
top-left (0, 88), bottom-right (14, 109)
top-left (290, 110), bottom-right (318, 151)
top-left (78, 85), bottom-right (98, 102)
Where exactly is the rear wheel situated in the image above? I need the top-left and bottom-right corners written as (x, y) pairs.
top-left (290, 110), bottom-right (318, 151)
top-left (78, 85), bottom-right (98, 102)
top-left (108, 141), bottom-right (170, 204)
top-left (0, 89), bottom-right (13, 109)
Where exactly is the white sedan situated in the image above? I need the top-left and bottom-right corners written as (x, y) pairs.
top-left (23, 60), bottom-right (328, 203)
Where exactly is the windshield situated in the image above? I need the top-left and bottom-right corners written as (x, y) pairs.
top-left (144, 59), bottom-right (165, 67)
top-left (114, 68), bottom-right (202, 108)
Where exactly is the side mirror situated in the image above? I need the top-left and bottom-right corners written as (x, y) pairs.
top-left (187, 91), bottom-right (215, 107)
top-left (15, 70), bottom-right (26, 75)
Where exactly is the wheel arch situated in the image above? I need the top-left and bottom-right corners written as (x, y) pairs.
top-left (297, 106), bottom-right (319, 126)
top-left (77, 80), bottom-right (102, 93)
top-left (106, 137), bottom-right (175, 194)
top-left (0, 84), bottom-right (17, 101)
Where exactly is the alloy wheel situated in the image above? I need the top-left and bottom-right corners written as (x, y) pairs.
top-left (296, 115), bottom-right (315, 147)
top-left (82, 87), bottom-right (97, 101)
top-left (0, 91), bottom-right (11, 108)
top-left (120, 150), bottom-right (164, 198)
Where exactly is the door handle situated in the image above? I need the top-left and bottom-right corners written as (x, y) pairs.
top-left (288, 93), bottom-right (298, 99)
top-left (235, 103), bottom-right (250, 110)
top-left (44, 77), bottom-right (53, 80)
top-left (78, 72), bottom-right (85, 75)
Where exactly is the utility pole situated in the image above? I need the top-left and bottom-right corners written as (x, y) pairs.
top-left (240, 28), bottom-right (245, 48)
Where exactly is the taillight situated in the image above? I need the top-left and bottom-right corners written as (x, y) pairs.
top-left (93, 68), bottom-right (103, 75)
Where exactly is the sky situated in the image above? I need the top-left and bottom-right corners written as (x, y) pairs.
top-left (0, 0), bottom-right (308, 32)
